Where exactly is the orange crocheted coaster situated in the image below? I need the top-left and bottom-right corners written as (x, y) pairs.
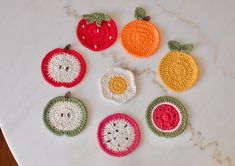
top-left (158, 41), bottom-right (198, 92)
top-left (121, 7), bottom-right (160, 58)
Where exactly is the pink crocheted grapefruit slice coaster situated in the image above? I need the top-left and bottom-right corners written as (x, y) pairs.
top-left (146, 96), bottom-right (188, 138)
top-left (97, 113), bottom-right (140, 157)
top-left (41, 44), bottom-right (86, 88)
top-left (77, 12), bottom-right (117, 51)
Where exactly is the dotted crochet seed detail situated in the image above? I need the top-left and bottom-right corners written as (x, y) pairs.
top-left (158, 51), bottom-right (198, 92)
top-left (77, 19), bottom-right (117, 51)
top-left (100, 67), bottom-right (136, 104)
top-left (146, 96), bottom-right (188, 138)
top-left (47, 53), bottom-right (80, 83)
top-left (43, 96), bottom-right (87, 137)
top-left (121, 20), bottom-right (160, 58)
top-left (41, 48), bottom-right (86, 88)
top-left (97, 113), bottom-right (140, 157)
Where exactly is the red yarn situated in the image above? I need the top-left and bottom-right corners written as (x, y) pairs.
top-left (153, 104), bottom-right (180, 131)
top-left (97, 113), bottom-right (140, 157)
top-left (41, 48), bottom-right (86, 88)
top-left (76, 19), bottom-right (117, 51)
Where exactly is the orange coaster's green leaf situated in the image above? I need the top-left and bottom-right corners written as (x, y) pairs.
top-left (134, 7), bottom-right (146, 20)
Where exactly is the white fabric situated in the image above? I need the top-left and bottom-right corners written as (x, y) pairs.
top-left (47, 53), bottom-right (81, 83)
top-left (48, 101), bottom-right (83, 131)
top-left (102, 119), bottom-right (135, 152)
top-left (100, 67), bottom-right (136, 103)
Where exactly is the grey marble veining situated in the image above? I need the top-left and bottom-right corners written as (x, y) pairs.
top-left (0, 0), bottom-right (235, 165)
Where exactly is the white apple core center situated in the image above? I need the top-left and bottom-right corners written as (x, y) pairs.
top-left (47, 53), bottom-right (81, 83)
top-left (48, 101), bottom-right (83, 131)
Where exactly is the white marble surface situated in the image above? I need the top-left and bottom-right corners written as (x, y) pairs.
top-left (0, 0), bottom-right (235, 165)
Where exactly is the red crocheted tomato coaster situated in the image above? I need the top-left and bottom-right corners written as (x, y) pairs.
top-left (76, 12), bottom-right (117, 51)
top-left (41, 44), bottom-right (86, 88)
top-left (97, 113), bottom-right (140, 157)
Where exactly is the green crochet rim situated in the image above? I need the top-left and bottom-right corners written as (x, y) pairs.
top-left (146, 96), bottom-right (188, 138)
top-left (43, 96), bottom-right (87, 137)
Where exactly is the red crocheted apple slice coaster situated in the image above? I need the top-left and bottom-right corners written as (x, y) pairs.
top-left (76, 12), bottom-right (117, 51)
top-left (41, 45), bottom-right (86, 88)
top-left (97, 113), bottom-right (140, 157)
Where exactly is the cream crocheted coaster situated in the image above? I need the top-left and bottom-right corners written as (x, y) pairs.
top-left (43, 92), bottom-right (87, 137)
top-left (100, 67), bottom-right (136, 104)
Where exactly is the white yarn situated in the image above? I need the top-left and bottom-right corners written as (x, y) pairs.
top-left (48, 101), bottom-right (83, 131)
top-left (47, 53), bottom-right (81, 83)
top-left (100, 67), bottom-right (136, 103)
top-left (102, 119), bottom-right (135, 152)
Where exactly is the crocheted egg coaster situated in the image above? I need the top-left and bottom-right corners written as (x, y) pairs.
top-left (77, 12), bottom-right (117, 51)
top-left (43, 92), bottom-right (87, 137)
top-left (121, 7), bottom-right (160, 58)
top-left (41, 44), bottom-right (86, 88)
top-left (100, 67), bottom-right (136, 104)
top-left (97, 113), bottom-right (140, 157)
top-left (146, 96), bottom-right (188, 138)
top-left (158, 40), bottom-right (198, 93)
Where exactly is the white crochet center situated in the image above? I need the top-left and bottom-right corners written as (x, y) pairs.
top-left (48, 101), bottom-right (83, 131)
top-left (47, 53), bottom-right (81, 83)
top-left (102, 119), bottom-right (135, 152)
top-left (100, 67), bottom-right (136, 103)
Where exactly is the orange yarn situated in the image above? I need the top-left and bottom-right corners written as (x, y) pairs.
top-left (121, 20), bottom-right (160, 58)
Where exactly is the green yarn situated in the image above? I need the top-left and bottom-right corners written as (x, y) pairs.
top-left (134, 7), bottom-right (146, 20)
top-left (146, 96), bottom-right (188, 138)
top-left (168, 40), bottom-right (193, 54)
top-left (43, 96), bottom-right (87, 137)
top-left (134, 7), bottom-right (150, 21)
top-left (83, 12), bottom-right (110, 26)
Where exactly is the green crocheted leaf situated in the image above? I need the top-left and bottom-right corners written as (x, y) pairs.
top-left (83, 12), bottom-right (111, 26)
top-left (168, 40), bottom-right (181, 51)
top-left (134, 7), bottom-right (146, 20)
top-left (180, 44), bottom-right (193, 54)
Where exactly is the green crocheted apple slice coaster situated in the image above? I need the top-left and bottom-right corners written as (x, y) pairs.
top-left (43, 92), bottom-right (87, 137)
top-left (146, 96), bottom-right (188, 138)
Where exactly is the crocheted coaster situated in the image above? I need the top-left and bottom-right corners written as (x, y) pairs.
top-left (146, 96), bottom-right (188, 138)
top-left (121, 7), bottom-right (160, 58)
top-left (41, 44), bottom-right (86, 88)
top-left (43, 92), bottom-right (87, 137)
top-left (158, 40), bottom-right (198, 92)
top-left (77, 12), bottom-right (117, 51)
top-left (100, 67), bottom-right (136, 104)
top-left (97, 113), bottom-right (140, 157)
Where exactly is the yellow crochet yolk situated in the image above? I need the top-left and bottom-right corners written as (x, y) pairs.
top-left (109, 76), bottom-right (127, 94)
top-left (158, 51), bottom-right (198, 92)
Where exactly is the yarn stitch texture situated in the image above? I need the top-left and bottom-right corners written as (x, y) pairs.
top-left (100, 67), bottom-right (136, 104)
top-left (41, 47), bottom-right (86, 88)
top-left (43, 94), bottom-right (87, 137)
top-left (77, 12), bottom-right (117, 51)
top-left (97, 113), bottom-right (140, 157)
top-left (158, 40), bottom-right (198, 92)
top-left (146, 96), bottom-right (188, 138)
top-left (121, 7), bottom-right (160, 58)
